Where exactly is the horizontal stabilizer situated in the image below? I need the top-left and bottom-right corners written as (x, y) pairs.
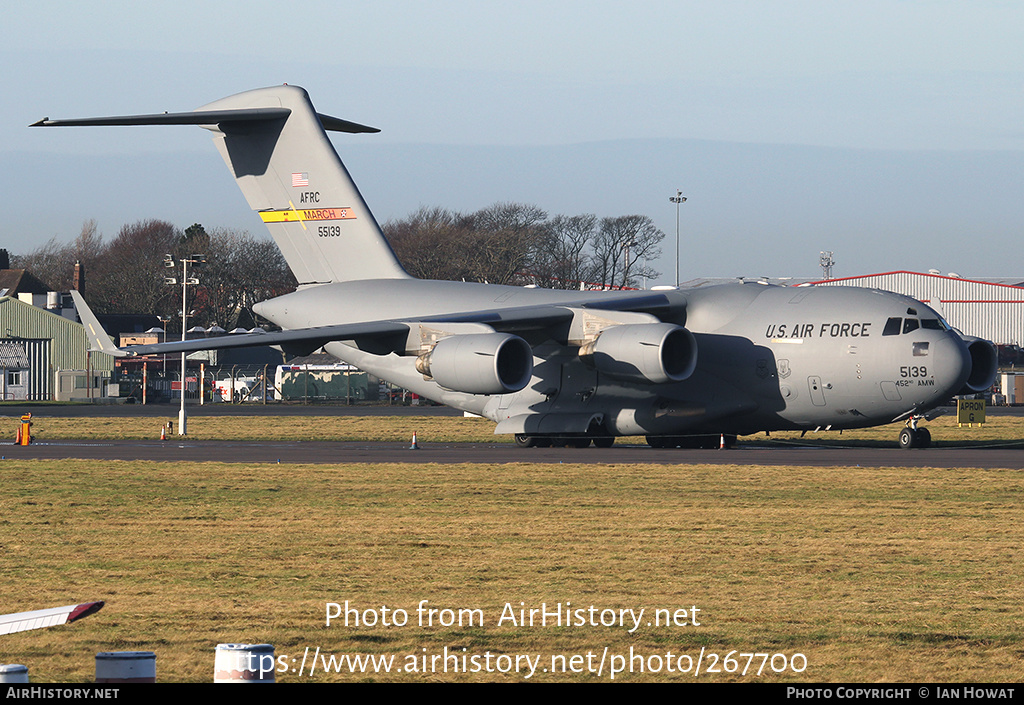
top-left (31, 108), bottom-right (379, 134)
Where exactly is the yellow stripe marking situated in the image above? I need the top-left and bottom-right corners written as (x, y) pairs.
top-left (259, 206), bottom-right (356, 224)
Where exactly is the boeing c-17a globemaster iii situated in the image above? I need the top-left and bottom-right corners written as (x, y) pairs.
top-left (35, 85), bottom-right (997, 449)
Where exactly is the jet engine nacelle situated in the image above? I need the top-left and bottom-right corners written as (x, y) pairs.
top-left (415, 332), bottom-right (534, 395)
top-left (579, 323), bottom-right (698, 384)
top-left (957, 335), bottom-right (998, 395)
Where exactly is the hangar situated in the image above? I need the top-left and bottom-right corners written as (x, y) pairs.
top-left (807, 271), bottom-right (1024, 347)
top-left (0, 295), bottom-right (114, 401)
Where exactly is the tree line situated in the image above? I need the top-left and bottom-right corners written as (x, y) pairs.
top-left (382, 202), bottom-right (665, 289)
top-left (11, 219), bottom-right (295, 332)
top-left (10, 203), bottom-right (665, 328)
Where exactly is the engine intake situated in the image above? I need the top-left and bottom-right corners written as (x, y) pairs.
top-left (957, 335), bottom-right (998, 395)
top-left (579, 323), bottom-right (697, 384)
top-left (415, 332), bottom-right (533, 395)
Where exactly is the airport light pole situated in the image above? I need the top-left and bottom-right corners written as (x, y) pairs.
top-left (670, 191), bottom-right (687, 285)
top-left (165, 253), bottom-right (205, 435)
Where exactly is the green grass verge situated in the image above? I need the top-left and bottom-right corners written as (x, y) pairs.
top-left (2, 459), bottom-right (1023, 682)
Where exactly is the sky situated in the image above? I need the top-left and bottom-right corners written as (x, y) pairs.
top-left (3, 1), bottom-right (1023, 282)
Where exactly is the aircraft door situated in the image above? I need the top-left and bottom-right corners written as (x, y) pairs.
top-left (807, 376), bottom-right (827, 406)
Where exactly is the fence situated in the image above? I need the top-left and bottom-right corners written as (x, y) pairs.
top-left (113, 364), bottom-right (419, 405)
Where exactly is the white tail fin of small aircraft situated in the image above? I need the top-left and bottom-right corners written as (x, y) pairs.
top-left (0, 601), bottom-right (104, 635)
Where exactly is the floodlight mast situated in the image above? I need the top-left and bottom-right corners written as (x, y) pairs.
top-left (670, 191), bottom-right (687, 285)
top-left (165, 254), bottom-right (205, 435)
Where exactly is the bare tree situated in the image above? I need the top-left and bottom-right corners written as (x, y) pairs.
top-left (94, 219), bottom-right (182, 316)
top-left (533, 214), bottom-right (598, 289)
top-left (592, 215), bottom-right (664, 289)
top-left (11, 220), bottom-right (107, 292)
top-left (463, 202), bottom-right (548, 285)
top-left (194, 228), bottom-right (295, 328)
top-left (12, 239), bottom-right (69, 291)
top-left (383, 206), bottom-right (477, 281)
top-left (12, 219), bottom-right (296, 327)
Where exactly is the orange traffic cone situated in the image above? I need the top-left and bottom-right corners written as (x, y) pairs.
top-left (160, 424), bottom-right (167, 441)
top-left (409, 432), bottom-right (420, 450)
top-left (719, 433), bottom-right (725, 449)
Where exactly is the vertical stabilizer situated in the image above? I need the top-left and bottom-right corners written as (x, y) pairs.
top-left (31, 85), bottom-right (408, 284)
top-left (196, 86), bottom-right (408, 284)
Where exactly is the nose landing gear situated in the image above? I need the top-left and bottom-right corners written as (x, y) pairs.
top-left (898, 417), bottom-right (931, 449)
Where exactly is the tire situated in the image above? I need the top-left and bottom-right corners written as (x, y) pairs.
top-left (514, 434), bottom-right (536, 448)
top-left (592, 435), bottom-right (615, 448)
top-left (898, 427), bottom-right (915, 449)
top-left (914, 427), bottom-right (931, 448)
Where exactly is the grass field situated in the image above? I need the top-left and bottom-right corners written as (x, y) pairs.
top-left (3, 456), bottom-right (1023, 682)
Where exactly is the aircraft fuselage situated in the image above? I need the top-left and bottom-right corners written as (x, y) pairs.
top-left (255, 278), bottom-right (972, 438)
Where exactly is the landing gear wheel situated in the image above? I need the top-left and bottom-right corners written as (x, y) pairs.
top-left (514, 434), bottom-right (537, 448)
top-left (899, 425), bottom-right (932, 449)
top-left (592, 435), bottom-right (615, 448)
top-left (898, 427), bottom-right (915, 449)
top-left (915, 427), bottom-right (931, 448)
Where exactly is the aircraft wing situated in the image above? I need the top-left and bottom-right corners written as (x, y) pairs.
top-left (73, 288), bottom-right (683, 358)
top-left (416, 292), bottom-right (676, 327)
top-left (118, 321), bottom-right (411, 357)
top-left (0, 601), bottom-right (104, 635)
top-left (71, 288), bottom-right (408, 358)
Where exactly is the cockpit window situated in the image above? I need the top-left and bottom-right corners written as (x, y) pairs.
top-left (883, 317), bottom-right (902, 336)
top-left (884, 316), bottom-right (947, 336)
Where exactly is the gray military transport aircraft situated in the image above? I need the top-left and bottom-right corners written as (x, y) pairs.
top-left (36, 85), bottom-right (997, 449)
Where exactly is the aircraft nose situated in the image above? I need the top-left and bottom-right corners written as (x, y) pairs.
top-left (932, 332), bottom-right (972, 397)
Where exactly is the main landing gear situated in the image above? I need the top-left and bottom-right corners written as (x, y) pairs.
top-left (898, 418), bottom-right (931, 449)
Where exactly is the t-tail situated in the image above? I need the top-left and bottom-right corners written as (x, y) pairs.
top-left (32, 85), bottom-right (408, 285)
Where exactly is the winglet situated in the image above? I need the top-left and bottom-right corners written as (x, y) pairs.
top-left (69, 289), bottom-right (130, 357)
top-left (67, 600), bottom-right (105, 623)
